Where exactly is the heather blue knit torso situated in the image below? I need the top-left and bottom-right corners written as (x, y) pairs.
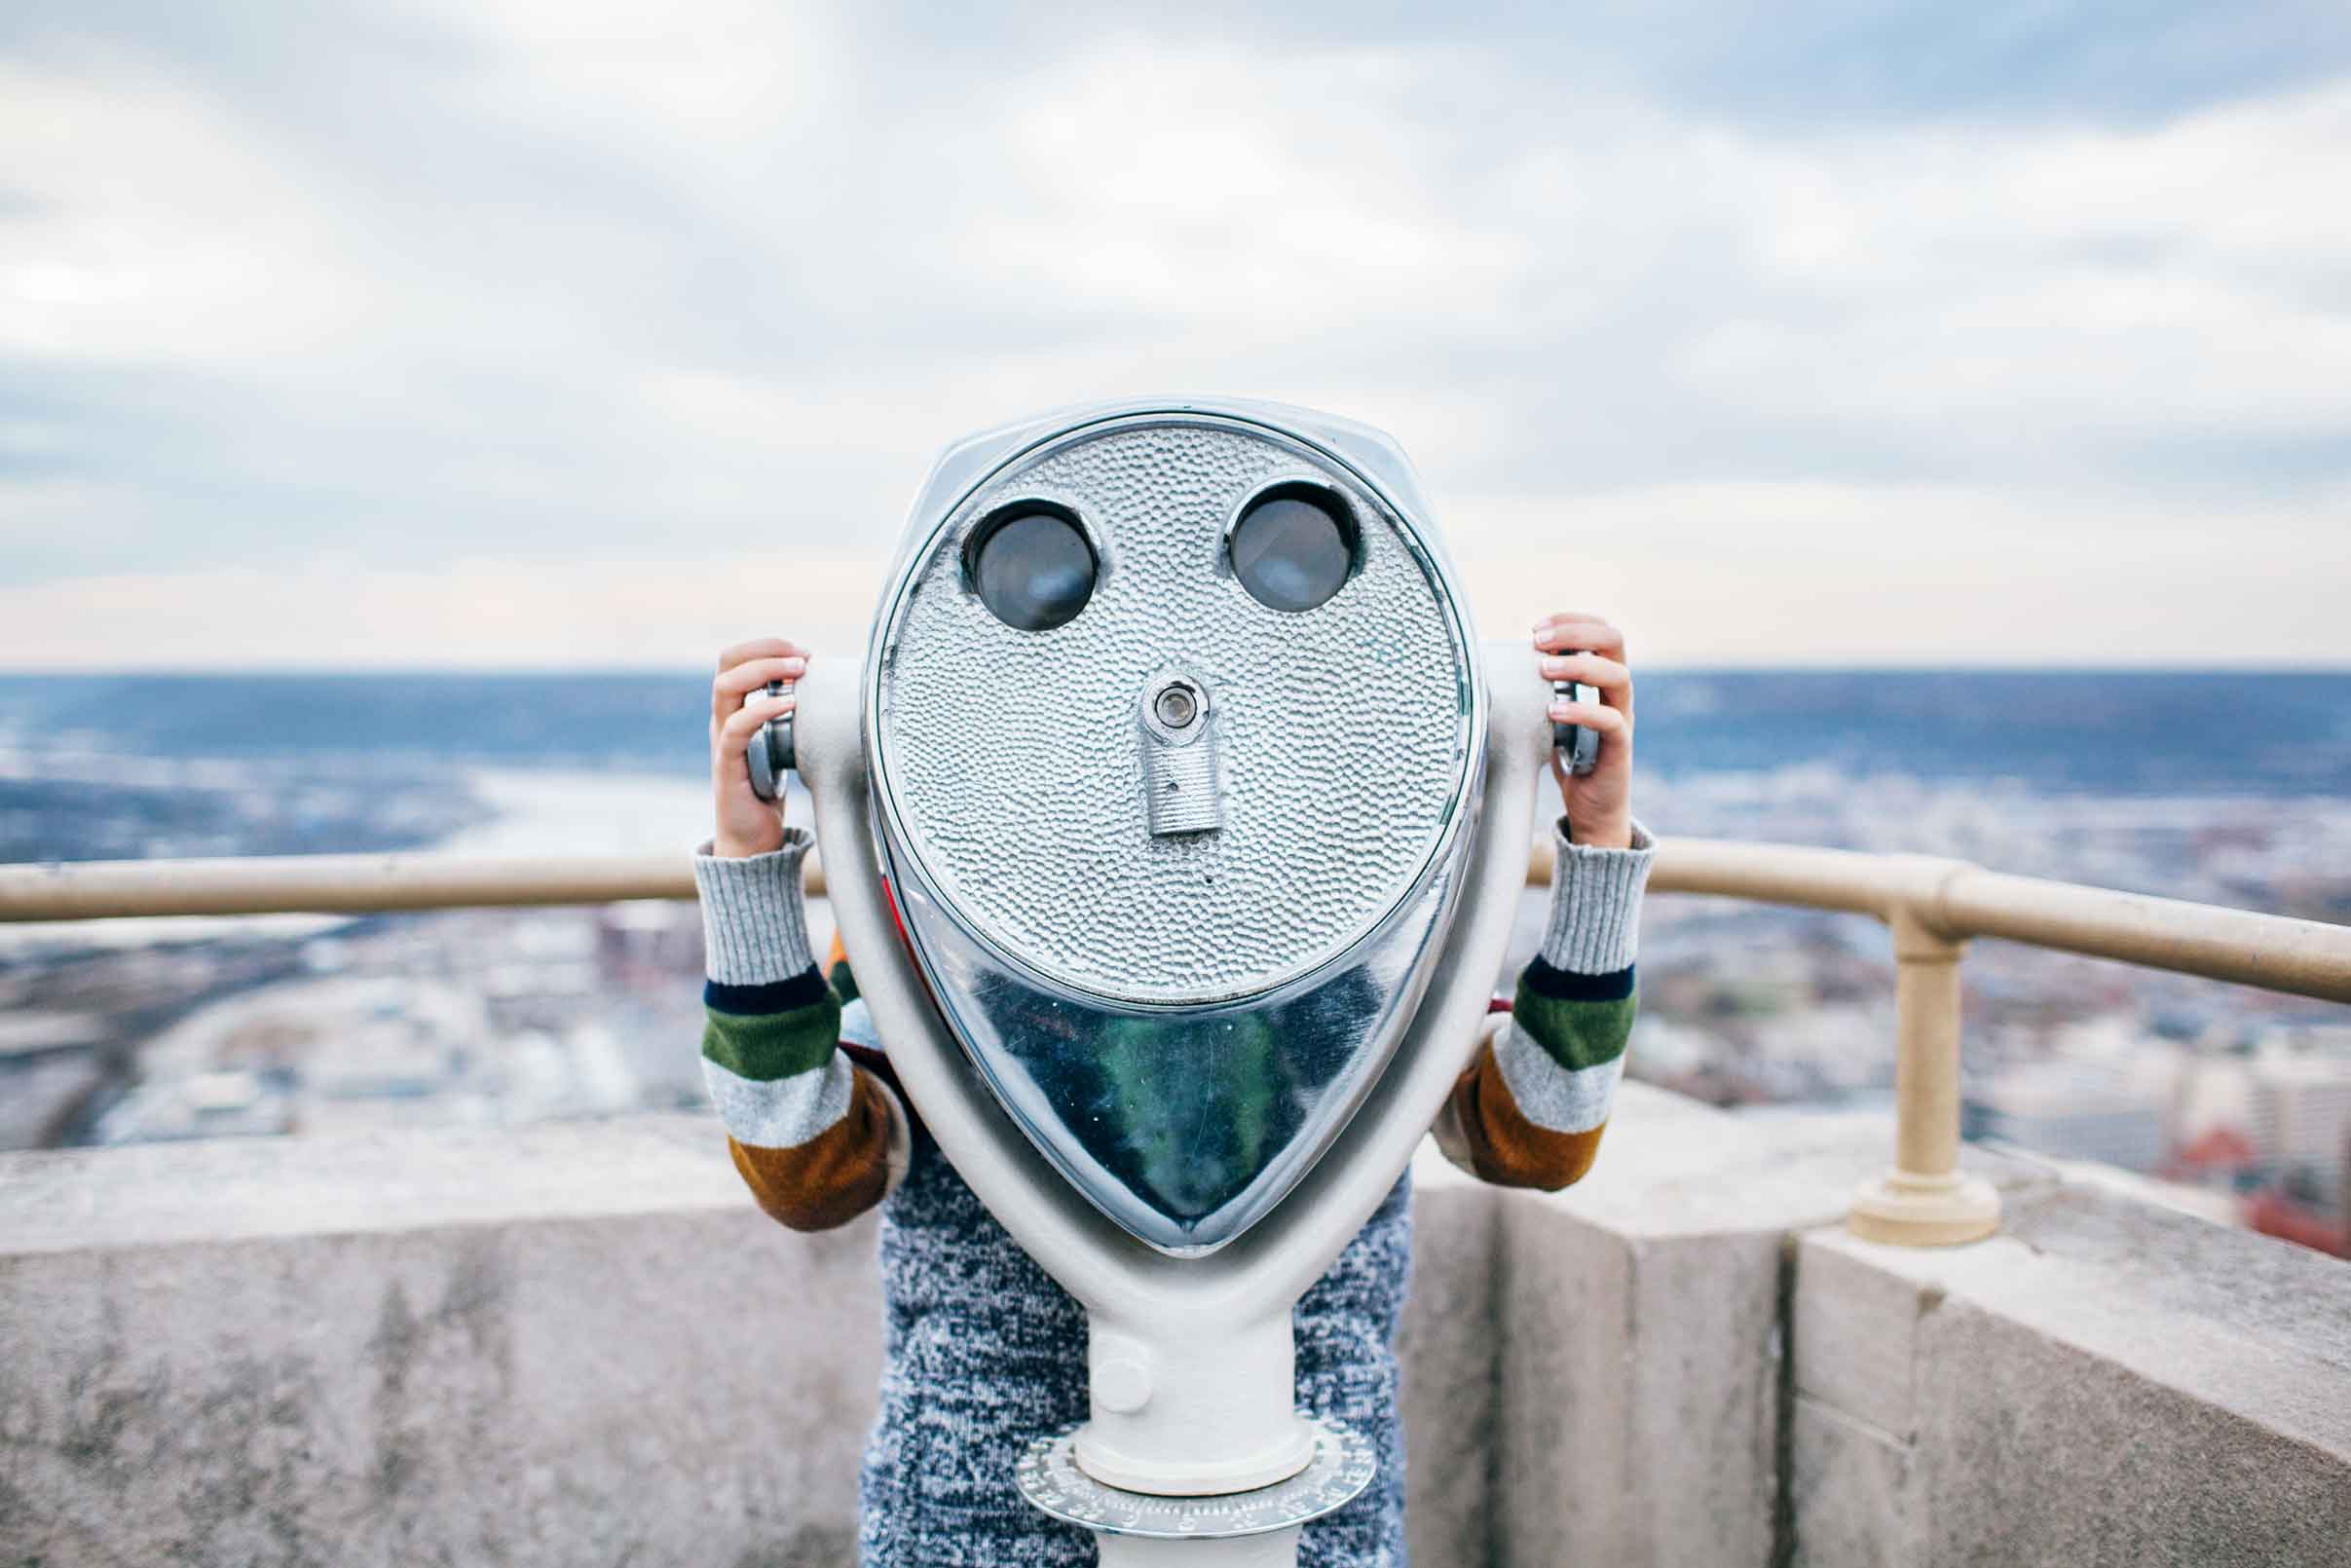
top-left (856, 1134), bottom-right (1412, 1567)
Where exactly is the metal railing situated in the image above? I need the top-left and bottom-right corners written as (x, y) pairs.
top-left (1623, 840), bottom-right (2351, 1244)
top-left (7, 840), bottom-right (2349, 1247)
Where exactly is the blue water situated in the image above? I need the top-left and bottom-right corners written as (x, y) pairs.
top-left (1639, 670), bottom-right (2351, 797)
top-left (0, 673), bottom-right (704, 774)
top-left (1, 670), bottom-right (2345, 797)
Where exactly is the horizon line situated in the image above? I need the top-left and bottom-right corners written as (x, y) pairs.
top-left (4, 661), bottom-right (2350, 679)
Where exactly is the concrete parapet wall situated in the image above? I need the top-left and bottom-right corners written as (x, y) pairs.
top-left (5, 1090), bottom-right (2348, 1566)
top-left (1486, 1086), bottom-right (2047, 1566)
top-left (0, 1117), bottom-right (1508, 1568)
top-left (1792, 1188), bottom-right (2351, 1566)
top-left (0, 1118), bottom-right (884, 1567)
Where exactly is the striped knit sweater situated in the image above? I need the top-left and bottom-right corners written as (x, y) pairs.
top-left (694, 818), bottom-right (1655, 1566)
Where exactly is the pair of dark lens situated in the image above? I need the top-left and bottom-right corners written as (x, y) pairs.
top-left (967, 484), bottom-right (1357, 632)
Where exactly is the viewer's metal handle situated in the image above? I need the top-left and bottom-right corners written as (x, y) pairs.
top-left (746, 680), bottom-right (796, 803)
top-left (1552, 676), bottom-right (1601, 776)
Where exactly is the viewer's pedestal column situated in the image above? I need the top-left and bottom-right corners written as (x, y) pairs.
top-left (1096, 1532), bottom-right (1301, 1566)
top-left (1016, 1308), bottom-right (1375, 1567)
top-left (1848, 904), bottom-right (2001, 1247)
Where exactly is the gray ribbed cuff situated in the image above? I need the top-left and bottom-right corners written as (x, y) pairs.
top-left (1541, 816), bottom-right (1656, 975)
top-left (693, 830), bottom-right (816, 985)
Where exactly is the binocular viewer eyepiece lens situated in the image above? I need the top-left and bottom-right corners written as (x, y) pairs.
top-left (966, 504), bottom-right (1098, 632)
top-left (1228, 481), bottom-right (1357, 614)
top-left (958, 478), bottom-right (1362, 636)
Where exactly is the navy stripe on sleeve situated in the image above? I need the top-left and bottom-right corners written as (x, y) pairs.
top-left (1521, 956), bottom-right (1636, 1002)
top-left (705, 967), bottom-right (832, 1016)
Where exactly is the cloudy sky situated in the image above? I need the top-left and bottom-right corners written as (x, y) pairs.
top-left (4, 2), bottom-right (2347, 668)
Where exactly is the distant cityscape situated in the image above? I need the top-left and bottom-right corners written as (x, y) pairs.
top-left (2, 670), bottom-right (2346, 1259)
top-left (1627, 766), bottom-right (2351, 1255)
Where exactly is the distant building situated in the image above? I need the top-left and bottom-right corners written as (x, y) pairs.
top-left (1966, 1019), bottom-right (2186, 1173)
top-left (2248, 1039), bottom-right (2351, 1217)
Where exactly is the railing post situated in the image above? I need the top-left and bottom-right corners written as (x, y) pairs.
top-left (1847, 894), bottom-right (2001, 1247)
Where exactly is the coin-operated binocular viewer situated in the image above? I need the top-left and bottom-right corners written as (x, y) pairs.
top-left (767, 399), bottom-right (1586, 1564)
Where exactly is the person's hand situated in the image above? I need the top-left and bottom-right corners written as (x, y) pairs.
top-left (711, 637), bottom-right (805, 858)
top-left (1535, 613), bottom-right (1634, 849)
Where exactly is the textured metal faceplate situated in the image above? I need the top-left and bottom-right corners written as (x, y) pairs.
top-left (872, 417), bottom-right (1475, 1007)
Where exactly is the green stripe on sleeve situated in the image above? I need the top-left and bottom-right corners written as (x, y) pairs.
top-left (701, 992), bottom-right (841, 1083)
top-left (1510, 985), bottom-right (1636, 1074)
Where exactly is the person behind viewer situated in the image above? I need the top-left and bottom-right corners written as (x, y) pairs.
top-left (694, 613), bottom-right (1654, 1565)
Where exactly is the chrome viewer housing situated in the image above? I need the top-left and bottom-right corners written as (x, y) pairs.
top-left (861, 400), bottom-right (1486, 1252)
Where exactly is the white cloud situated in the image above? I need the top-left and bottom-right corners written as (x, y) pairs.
top-left (1654, 82), bottom-right (2351, 442)
top-left (0, 552), bottom-right (882, 669)
top-left (1, 6), bottom-right (2347, 664)
top-left (1446, 479), bottom-right (2351, 664)
top-left (3, 476), bottom-right (2338, 669)
top-left (0, 59), bottom-right (377, 364)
